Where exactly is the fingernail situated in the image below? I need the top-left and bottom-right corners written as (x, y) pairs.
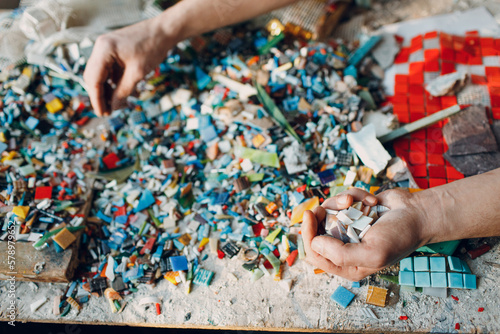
top-left (311, 239), bottom-right (324, 255)
top-left (367, 196), bottom-right (377, 205)
top-left (338, 195), bottom-right (349, 205)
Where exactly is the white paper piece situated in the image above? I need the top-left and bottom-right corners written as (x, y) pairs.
top-left (425, 72), bottom-right (468, 97)
top-left (343, 170), bottom-right (357, 186)
top-left (105, 255), bottom-right (115, 282)
top-left (347, 124), bottom-right (392, 176)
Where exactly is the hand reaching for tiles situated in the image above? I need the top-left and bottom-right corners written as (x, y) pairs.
top-left (83, 18), bottom-right (178, 116)
top-left (301, 188), bottom-right (428, 281)
top-left (83, 0), bottom-right (300, 117)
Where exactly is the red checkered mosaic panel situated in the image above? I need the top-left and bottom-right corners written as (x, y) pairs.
top-left (386, 31), bottom-right (500, 189)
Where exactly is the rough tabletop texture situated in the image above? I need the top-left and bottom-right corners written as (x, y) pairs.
top-left (2, 238), bottom-right (499, 333)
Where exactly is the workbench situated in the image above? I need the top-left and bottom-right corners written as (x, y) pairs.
top-left (1, 237), bottom-right (499, 333)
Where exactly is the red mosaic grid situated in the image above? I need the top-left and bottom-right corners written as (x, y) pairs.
top-left (388, 31), bottom-right (500, 189)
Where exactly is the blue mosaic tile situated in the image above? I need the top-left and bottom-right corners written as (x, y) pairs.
top-left (169, 256), bottom-right (188, 272)
top-left (193, 268), bottom-right (214, 286)
top-left (429, 257), bottom-right (446, 272)
top-left (415, 272), bottom-right (431, 287)
top-left (447, 272), bottom-right (463, 288)
top-left (399, 271), bottom-right (415, 286)
top-left (400, 257), bottom-right (413, 272)
top-left (414, 257), bottom-right (429, 271)
top-left (430, 272), bottom-right (447, 288)
top-left (461, 260), bottom-right (472, 274)
top-left (447, 256), bottom-right (463, 272)
top-left (463, 274), bottom-right (477, 289)
top-left (331, 286), bottom-right (355, 308)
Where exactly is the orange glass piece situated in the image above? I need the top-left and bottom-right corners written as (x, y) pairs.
top-left (290, 197), bottom-right (319, 226)
top-left (164, 271), bottom-right (180, 285)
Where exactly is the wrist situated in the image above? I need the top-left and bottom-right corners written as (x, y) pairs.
top-left (152, 7), bottom-right (185, 49)
top-left (412, 188), bottom-right (450, 245)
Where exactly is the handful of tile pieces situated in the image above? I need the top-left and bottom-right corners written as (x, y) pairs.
top-left (323, 202), bottom-right (389, 243)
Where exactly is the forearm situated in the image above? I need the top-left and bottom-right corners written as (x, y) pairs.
top-left (155, 0), bottom-right (299, 42)
top-left (415, 167), bottom-right (500, 243)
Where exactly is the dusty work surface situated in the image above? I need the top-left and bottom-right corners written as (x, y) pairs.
top-left (2, 239), bottom-right (499, 333)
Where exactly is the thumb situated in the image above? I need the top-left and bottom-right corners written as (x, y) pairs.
top-left (112, 64), bottom-right (142, 110)
top-left (311, 235), bottom-right (380, 268)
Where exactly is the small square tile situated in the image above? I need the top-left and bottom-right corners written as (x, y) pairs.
top-left (448, 272), bottom-right (464, 288)
top-left (400, 257), bottom-right (413, 271)
top-left (366, 286), bottom-right (388, 307)
top-left (399, 271), bottom-right (415, 286)
top-left (193, 269), bottom-right (215, 286)
top-left (351, 281), bottom-right (361, 288)
top-left (461, 260), bottom-right (472, 274)
top-left (35, 186), bottom-right (53, 200)
top-left (169, 256), bottom-right (188, 272)
top-left (431, 272), bottom-right (447, 288)
top-left (429, 257), bottom-right (446, 272)
top-left (415, 272), bottom-right (431, 287)
top-left (463, 274), bottom-right (477, 289)
top-left (448, 256), bottom-right (463, 272)
top-left (414, 257), bottom-right (430, 271)
top-left (331, 286), bottom-right (355, 308)
top-left (52, 228), bottom-right (76, 250)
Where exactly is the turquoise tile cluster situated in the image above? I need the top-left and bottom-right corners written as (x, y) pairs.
top-left (398, 256), bottom-right (477, 289)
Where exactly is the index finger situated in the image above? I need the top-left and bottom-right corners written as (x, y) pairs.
top-left (83, 48), bottom-right (113, 116)
top-left (302, 210), bottom-right (351, 273)
top-left (322, 188), bottom-right (378, 211)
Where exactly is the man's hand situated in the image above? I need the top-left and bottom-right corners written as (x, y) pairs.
top-left (302, 188), bottom-right (429, 281)
top-left (83, 18), bottom-right (179, 116)
top-left (82, 0), bottom-right (301, 116)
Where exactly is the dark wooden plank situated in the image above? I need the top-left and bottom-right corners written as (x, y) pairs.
top-left (0, 233), bottom-right (80, 283)
top-left (0, 182), bottom-right (94, 283)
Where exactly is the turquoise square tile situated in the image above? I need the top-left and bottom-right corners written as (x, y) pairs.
top-left (463, 274), bottom-right (477, 289)
top-left (414, 257), bottom-right (429, 271)
top-left (448, 272), bottom-right (464, 288)
top-left (461, 260), bottom-right (472, 274)
top-left (193, 268), bottom-right (215, 286)
top-left (331, 286), bottom-right (355, 308)
top-left (399, 271), bottom-right (415, 286)
top-left (400, 257), bottom-right (413, 271)
top-left (448, 256), bottom-right (463, 272)
top-left (430, 257), bottom-right (446, 272)
top-left (431, 272), bottom-right (447, 288)
top-left (415, 272), bottom-right (431, 287)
